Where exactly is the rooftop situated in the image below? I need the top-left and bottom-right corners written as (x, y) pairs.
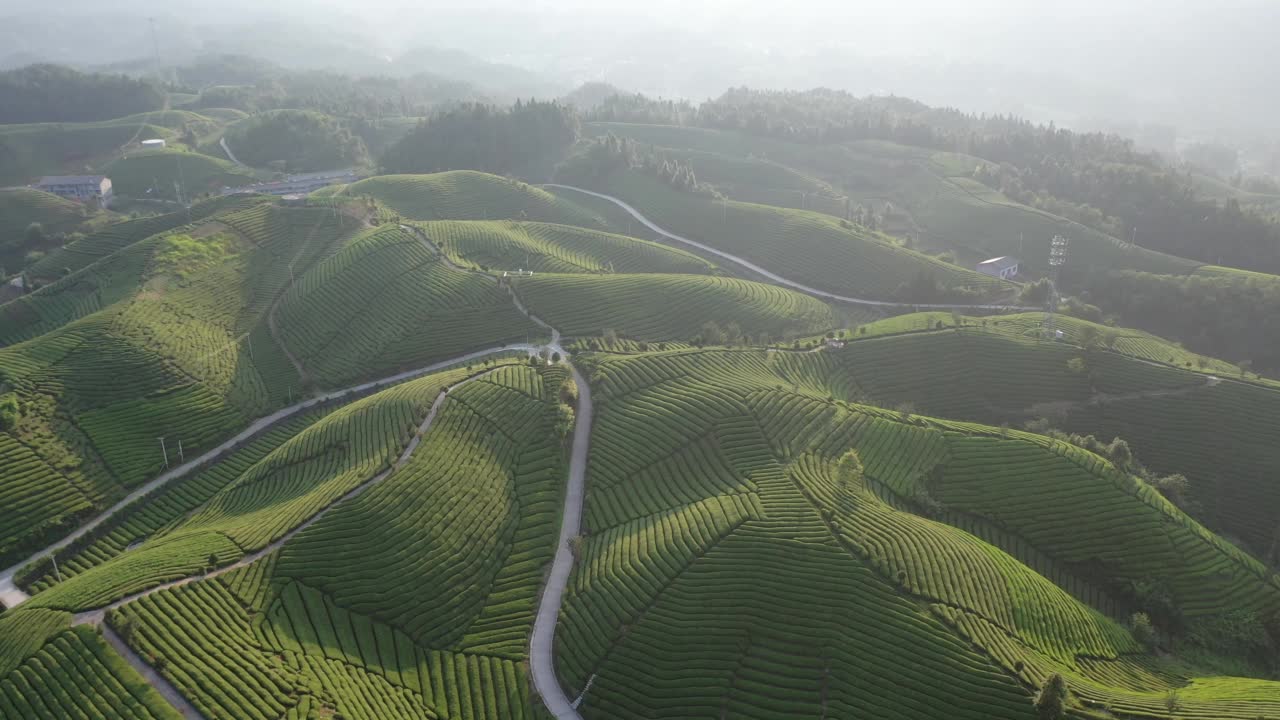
top-left (35, 175), bottom-right (108, 185)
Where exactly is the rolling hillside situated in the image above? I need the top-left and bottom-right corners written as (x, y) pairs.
top-left (566, 348), bottom-right (1280, 719)
top-left (514, 272), bottom-right (833, 341)
top-left (101, 148), bottom-right (256, 200)
top-left (570, 167), bottom-right (1014, 301)
top-left (419, 219), bottom-right (715, 274)
top-left (3, 362), bottom-right (571, 720)
top-left (0, 119), bottom-right (1278, 720)
top-left (586, 123), bottom-right (1204, 279)
top-left (0, 110), bottom-right (223, 186)
top-left (0, 200), bottom-right (357, 569)
top-left (776, 311), bottom-right (1280, 555)
top-left (325, 171), bottom-right (611, 227)
top-left (274, 224), bottom-right (541, 386)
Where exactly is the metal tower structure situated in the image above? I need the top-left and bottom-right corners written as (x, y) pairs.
top-left (1042, 235), bottom-right (1069, 339)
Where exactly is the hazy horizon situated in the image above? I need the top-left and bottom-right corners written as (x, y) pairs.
top-left (3, 0), bottom-right (1277, 164)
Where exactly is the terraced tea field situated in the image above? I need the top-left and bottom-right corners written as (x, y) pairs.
top-left (587, 123), bottom-right (1203, 278)
top-left (420, 219), bottom-right (715, 274)
top-left (561, 348), bottom-right (1280, 720)
top-left (1, 149), bottom-right (1278, 720)
top-left (329, 171), bottom-right (608, 227)
top-left (514, 272), bottom-right (833, 341)
top-left (579, 170), bottom-right (1011, 301)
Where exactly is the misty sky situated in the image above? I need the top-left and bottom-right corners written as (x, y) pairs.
top-left (3, 0), bottom-right (1277, 148)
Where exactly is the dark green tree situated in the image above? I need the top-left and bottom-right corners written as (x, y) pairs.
top-left (1033, 673), bottom-right (1068, 720)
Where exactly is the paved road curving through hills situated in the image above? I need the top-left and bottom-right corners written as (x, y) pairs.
top-left (542, 184), bottom-right (1038, 312)
top-left (0, 343), bottom-right (549, 610)
top-left (529, 365), bottom-right (591, 720)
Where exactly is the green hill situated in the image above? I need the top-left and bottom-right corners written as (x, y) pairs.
top-left (419, 219), bottom-right (715, 274)
top-left (329, 171), bottom-right (611, 227)
top-left (0, 110), bottom-right (223, 186)
top-left (23, 193), bottom-right (270, 282)
top-left (587, 122), bottom-right (1202, 279)
top-left (274, 224), bottom-right (540, 386)
top-left (0, 202), bottom-right (357, 568)
top-left (571, 168), bottom-right (1011, 301)
top-left (9, 362), bottom-right (569, 720)
top-left (772, 311), bottom-right (1280, 554)
top-left (101, 148), bottom-right (256, 200)
top-left (0, 188), bottom-right (108, 270)
top-left (564, 347), bottom-right (1280, 719)
top-left (514, 272), bottom-right (833, 342)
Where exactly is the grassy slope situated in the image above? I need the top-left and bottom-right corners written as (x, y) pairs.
top-left (7, 365), bottom-right (567, 720)
top-left (101, 148), bottom-right (256, 199)
top-left (325, 170), bottom-right (611, 227)
top-left (0, 110), bottom-right (225, 186)
top-left (588, 168), bottom-right (1012, 300)
top-left (0, 202), bottom-right (357, 568)
top-left (565, 348), bottom-right (1280, 719)
top-left (23, 193), bottom-right (271, 282)
top-left (0, 188), bottom-right (111, 273)
top-left (0, 188), bottom-right (101, 245)
top-left (514, 272), bottom-right (833, 341)
top-left (792, 311), bottom-right (1280, 553)
top-left (274, 224), bottom-right (540, 386)
top-left (587, 122), bottom-right (1202, 278)
top-left (419, 219), bottom-right (715, 275)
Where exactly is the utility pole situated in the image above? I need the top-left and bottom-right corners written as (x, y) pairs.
top-left (159, 437), bottom-right (169, 468)
top-left (177, 439), bottom-right (184, 463)
top-left (51, 554), bottom-right (61, 582)
top-left (1042, 235), bottom-right (1069, 340)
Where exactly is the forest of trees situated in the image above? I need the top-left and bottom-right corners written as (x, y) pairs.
top-left (589, 87), bottom-right (1280, 275)
top-left (186, 63), bottom-right (476, 118)
top-left (556, 134), bottom-right (720, 198)
top-left (1079, 271), bottom-right (1280, 376)
top-left (0, 64), bottom-right (164, 124)
top-left (380, 100), bottom-right (579, 177)
top-left (222, 110), bottom-right (369, 172)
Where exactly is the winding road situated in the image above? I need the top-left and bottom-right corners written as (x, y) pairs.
top-left (529, 365), bottom-right (591, 720)
top-left (0, 342), bottom-right (549, 609)
top-left (1, 181), bottom-right (1041, 718)
top-left (0, 227), bottom-right (588, 717)
top-left (542, 184), bottom-right (1038, 312)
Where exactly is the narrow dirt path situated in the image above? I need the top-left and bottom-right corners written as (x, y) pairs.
top-left (542, 184), bottom-right (1036, 312)
top-left (102, 623), bottom-right (201, 718)
top-left (529, 364), bottom-right (591, 720)
top-left (264, 212), bottom-right (343, 387)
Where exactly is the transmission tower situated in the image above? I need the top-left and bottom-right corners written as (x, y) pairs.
top-left (1042, 235), bottom-right (1069, 339)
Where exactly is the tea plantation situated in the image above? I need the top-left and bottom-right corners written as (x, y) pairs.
top-left (0, 163), bottom-right (1276, 720)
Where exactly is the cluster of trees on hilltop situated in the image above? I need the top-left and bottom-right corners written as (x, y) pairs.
top-left (187, 66), bottom-right (476, 118)
top-left (380, 100), bottom-right (578, 178)
top-left (1078, 270), bottom-right (1280, 376)
top-left (223, 110), bottom-right (369, 172)
top-left (0, 64), bottom-right (164, 124)
top-left (556, 134), bottom-right (720, 198)
top-left (588, 87), bottom-right (1280, 274)
top-left (587, 93), bottom-right (698, 126)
